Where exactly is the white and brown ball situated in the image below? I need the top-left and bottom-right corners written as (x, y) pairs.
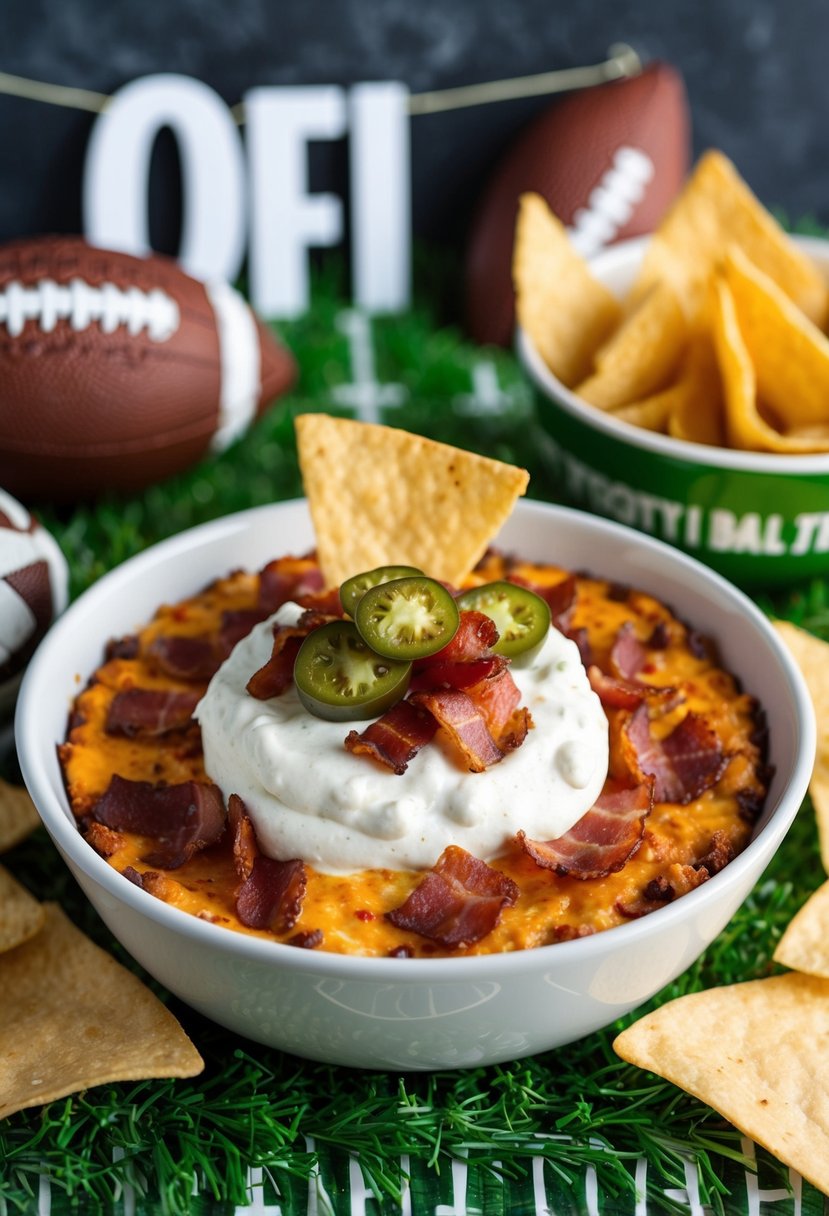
top-left (0, 236), bottom-right (296, 501)
top-left (0, 488), bottom-right (68, 713)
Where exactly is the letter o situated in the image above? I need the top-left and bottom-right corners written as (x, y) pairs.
top-left (83, 73), bottom-right (246, 283)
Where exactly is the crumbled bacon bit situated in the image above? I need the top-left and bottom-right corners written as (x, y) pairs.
top-left (621, 705), bottom-right (728, 804)
top-left (609, 622), bottom-right (647, 681)
top-left (92, 775), bottom-right (226, 869)
top-left (696, 829), bottom-right (734, 876)
top-left (408, 689), bottom-right (504, 772)
top-left (84, 820), bottom-right (122, 857)
top-left (220, 609), bottom-right (269, 654)
top-left (387, 845), bottom-right (518, 948)
top-left (228, 793), bottom-right (258, 881)
top-left (517, 781), bottom-right (654, 879)
top-left (258, 560), bottom-right (325, 613)
top-left (345, 700), bottom-right (438, 774)
top-left (587, 666), bottom-right (681, 712)
top-left (287, 929), bottom-right (324, 949)
top-left (147, 634), bottom-right (222, 682)
top-left (104, 688), bottom-right (201, 737)
top-left (236, 856), bottom-right (307, 932)
top-left (508, 573), bottom-right (577, 631)
top-left (104, 635), bottom-right (140, 661)
top-left (121, 865), bottom-right (144, 886)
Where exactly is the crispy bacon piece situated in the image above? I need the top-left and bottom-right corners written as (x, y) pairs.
top-left (228, 792), bottom-right (258, 881)
top-left (622, 704), bottom-right (728, 804)
top-left (220, 609), bottom-right (269, 654)
top-left (609, 622), bottom-right (647, 681)
top-left (387, 845), bottom-right (518, 948)
top-left (409, 656), bottom-right (505, 692)
top-left (615, 863), bottom-right (709, 919)
top-left (588, 666), bottom-right (681, 713)
top-left (517, 781), bottom-right (654, 879)
top-left (258, 560), bottom-right (324, 613)
top-left (246, 612), bottom-right (331, 700)
top-left (466, 666), bottom-right (530, 752)
top-left (419, 610), bottom-right (498, 665)
top-left (226, 793), bottom-right (308, 933)
top-left (104, 634), bottom-right (140, 661)
top-left (236, 857), bottom-right (307, 932)
top-left (104, 688), bottom-right (201, 737)
top-left (296, 586), bottom-right (343, 615)
top-left (92, 775), bottom-right (226, 869)
top-left (147, 635), bottom-right (221, 682)
top-left (409, 689), bottom-right (504, 771)
top-left (84, 820), bottom-right (122, 857)
top-left (345, 700), bottom-right (438, 774)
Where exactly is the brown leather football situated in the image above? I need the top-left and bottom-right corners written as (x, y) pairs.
top-left (464, 62), bottom-right (691, 347)
top-left (0, 487), bottom-right (68, 713)
top-left (0, 236), bottom-right (296, 501)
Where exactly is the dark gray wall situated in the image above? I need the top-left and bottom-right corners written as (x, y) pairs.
top-left (3, 0), bottom-right (827, 255)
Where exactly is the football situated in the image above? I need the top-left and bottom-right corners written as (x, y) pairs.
top-left (0, 488), bottom-right (68, 715)
top-left (0, 236), bottom-right (296, 501)
top-left (464, 61), bottom-right (691, 347)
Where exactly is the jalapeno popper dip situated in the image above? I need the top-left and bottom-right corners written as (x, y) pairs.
top-left (59, 546), bottom-right (769, 958)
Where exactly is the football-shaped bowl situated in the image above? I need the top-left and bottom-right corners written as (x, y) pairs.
top-left (0, 237), bottom-right (296, 502)
top-left (0, 487), bottom-right (68, 715)
top-left (465, 61), bottom-right (690, 347)
top-left (16, 500), bottom-right (814, 1069)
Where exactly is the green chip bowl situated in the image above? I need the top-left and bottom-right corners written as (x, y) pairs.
top-left (517, 234), bottom-right (829, 588)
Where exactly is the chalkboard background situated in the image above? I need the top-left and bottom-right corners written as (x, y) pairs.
top-left (3, 0), bottom-right (827, 283)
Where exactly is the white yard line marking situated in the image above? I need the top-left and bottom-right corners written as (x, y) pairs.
top-left (332, 309), bottom-right (407, 424)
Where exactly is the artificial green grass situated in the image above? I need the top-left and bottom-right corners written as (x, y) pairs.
top-left (2, 259), bottom-right (827, 1214)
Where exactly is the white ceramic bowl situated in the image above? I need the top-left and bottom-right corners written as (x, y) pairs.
top-left (16, 499), bottom-right (815, 1070)
top-left (518, 234), bottom-right (829, 588)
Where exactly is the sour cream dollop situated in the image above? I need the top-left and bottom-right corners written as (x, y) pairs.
top-left (196, 604), bottom-right (609, 874)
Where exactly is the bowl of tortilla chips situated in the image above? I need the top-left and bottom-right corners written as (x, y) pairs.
top-left (515, 152), bottom-right (829, 587)
top-left (16, 418), bottom-right (816, 1070)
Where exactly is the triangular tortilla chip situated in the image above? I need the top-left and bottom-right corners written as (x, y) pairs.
top-left (575, 282), bottom-right (687, 410)
top-left (0, 864), bottom-right (45, 954)
top-left (724, 244), bottom-right (829, 430)
top-left (0, 777), bottom-right (40, 853)
top-left (614, 973), bottom-right (829, 1195)
top-left (711, 277), bottom-right (829, 453)
top-left (665, 334), bottom-right (725, 446)
top-left (774, 878), bottom-right (829, 977)
top-left (513, 192), bottom-right (621, 387)
top-left (0, 904), bottom-right (203, 1118)
top-left (773, 620), bottom-right (829, 871)
top-left (295, 415), bottom-right (529, 588)
top-left (629, 150), bottom-right (829, 327)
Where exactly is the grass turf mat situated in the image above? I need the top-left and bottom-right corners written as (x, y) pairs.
top-left (2, 258), bottom-right (828, 1214)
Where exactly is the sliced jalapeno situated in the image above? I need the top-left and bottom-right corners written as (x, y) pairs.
top-left (293, 620), bottom-right (411, 721)
top-left (354, 576), bottom-right (460, 660)
top-left (456, 581), bottom-right (551, 661)
top-left (340, 565), bottom-right (424, 617)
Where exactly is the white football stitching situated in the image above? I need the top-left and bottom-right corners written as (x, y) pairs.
top-left (568, 146), bottom-right (655, 258)
top-left (206, 280), bottom-right (261, 452)
top-left (0, 279), bottom-right (180, 342)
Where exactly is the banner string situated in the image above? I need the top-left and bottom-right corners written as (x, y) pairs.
top-left (0, 43), bottom-right (640, 124)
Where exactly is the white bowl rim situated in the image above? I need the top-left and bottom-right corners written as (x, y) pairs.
top-left (16, 498), bottom-right (816, 982)
top-left (517, 232), bottom-right (829, 475)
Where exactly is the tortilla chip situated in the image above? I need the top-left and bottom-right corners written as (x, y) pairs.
top-left (774, 879), bottom-right (829, 977)
top-left (295, 414), bottom-right (529, 588)
top-left (666, 335), bottom-right (725, 446)
top-left (0, 903), bottom-right (203, 1118)
top-left (773, 620), bottom-right (829, 872)
top-left (575, 283), bottom-right (687, 411)
top-left (711, 277), bottom-right (829, 453)
top-left (614, 393), bottom-right (673, 433)
top-left (0, 777), bottom-right (40, 852)
top-left (513, 192), bottom-right (621, 387)
top-left (630, 150), bottom-right (829, 327)
top-left (0, 864), bottom-right (45, 954)
top-left (614, 973), bottom-right (829, 1194)
top-left (723, 244), bottom-right (829, 430)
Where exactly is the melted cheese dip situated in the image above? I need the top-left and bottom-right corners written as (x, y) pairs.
top-left (195, 603), bottom-right (608, 873)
